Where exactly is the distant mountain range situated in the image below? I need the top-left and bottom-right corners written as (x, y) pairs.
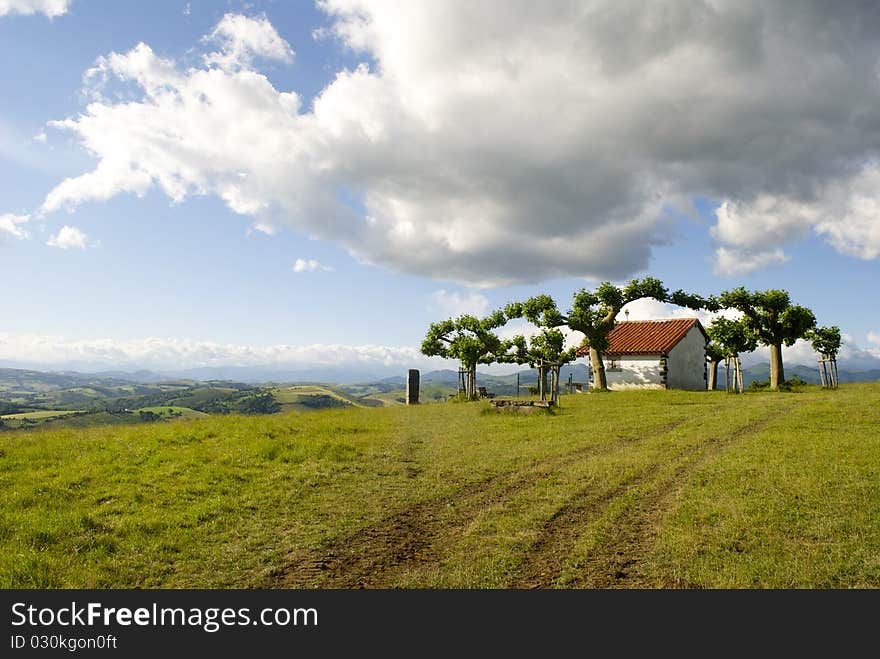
top-left (736, 362), bottom-right (880, 388)
top-left (1, 360), bottom-right (879, 396)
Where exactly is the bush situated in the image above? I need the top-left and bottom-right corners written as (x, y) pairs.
top-left (749, 376), bottom-right (808, 392)
top-left (237, 393), bottom-right (282, 415)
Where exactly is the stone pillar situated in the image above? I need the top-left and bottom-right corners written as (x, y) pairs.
top-left (406, 369), bottom-right (420, 405)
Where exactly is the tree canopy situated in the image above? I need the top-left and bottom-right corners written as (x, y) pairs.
top-left (807, 325), bottom-right (842, 388)
top-left (807, 326), bottom-right (842, 359)
top-left (706, 316), bottom-right (758, 359)
top-left (717, 287), bottom-right (816, 389)
top-left (505, 327), bottom-right (578, 402)
top-left (507, 328), bottom-right (577, 368)
top-left (420, 310), bottom-right (509, 400)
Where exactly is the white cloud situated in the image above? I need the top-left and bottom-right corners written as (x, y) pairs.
top-left (829, 332), bottom-right (880, 369)
top-left (713, 246), bottom-right (790, 276)
top-left (616, 297), bottom-right (744, 331)
top-left (619, 298), bottom-right (697, 322)
top-left (0, 0), bottom-right (69, 17)
top-left (46, 225), bottom-right (87, 249)
top-left (38, 36), bottom-right (306, 219)
top-left (292, 258), bottom-right (331, 273)
top-left (712, 196), bottom-right (819, 251)
top-left (429, 289), bottom-right (489, 318)
top-left (814, 166), bottom-right (880, 260)
top-left (32, 131), bottom-right (47, 143)
top-left (17, 4), bottom-right (880, 285)
top-left (0, 331), bottom-right (446, 372)
top-left (0, 213), bottom-right (30, 239)
top-left (203, 13), bottom-right (294, 71)
top-left (712, 164), bottom-right (880, 268)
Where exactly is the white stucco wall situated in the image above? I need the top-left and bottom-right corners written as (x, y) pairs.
top-left (606, 355), bottom-right (663, 390)
top-left (666, 326), bottom-right (708, 391)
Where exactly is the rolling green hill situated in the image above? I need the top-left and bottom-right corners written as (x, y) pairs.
top-left (270, 385), bottom-right (368, 411)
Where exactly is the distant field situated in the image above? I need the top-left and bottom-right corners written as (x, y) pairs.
top-left (367, 383), bottom-right (455, 405)
top-left (164, 386), bottom-right (239, 408)
top-left (0, 409), bottom-right (83, 421)
top-left (1, 383), bottom-right (878, 588)
top-left (270, 385), bottom-right (362, 411)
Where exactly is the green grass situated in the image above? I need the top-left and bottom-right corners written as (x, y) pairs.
top-left (1, 383), bottom-right (878, 588)
top-left (652, 390), bottom-right (880, 587)
top-left (369, 384), bottom-right (455, 405)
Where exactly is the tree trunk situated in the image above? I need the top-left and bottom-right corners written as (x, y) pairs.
top-left (552, 365), bottom-right (560, 404)
top-left (464, 365), bottom-right (477, 400)
top-left (589, 347), bottom-right (607, 391)
top-left (708, 360), bottom-right (718, 391)
top-left (769, 343), bottom-right (784, 390)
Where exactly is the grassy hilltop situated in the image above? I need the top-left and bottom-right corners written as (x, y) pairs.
top-left (1, 383), bottom-right (879, 588)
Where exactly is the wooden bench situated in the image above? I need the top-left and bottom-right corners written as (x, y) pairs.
top-left (490, 399), bottom-right (554, 409)
top-left (489, 399), bottom-right (554, 414)
top-left (478, 386), bottom-right (495, 399)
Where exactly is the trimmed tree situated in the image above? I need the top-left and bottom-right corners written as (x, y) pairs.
top-left (507, 328), bottom-right (577, 403)
top-left (717, 288), bottom-right (816, 390)
top-left (807, 325), bottom-right (842, 388)
top-left (420, 310), bottom-right (508, 401)
top-left (706, 316), bottom-right (758, 393)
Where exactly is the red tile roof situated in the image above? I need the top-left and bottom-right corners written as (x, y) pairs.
top-left (575, 318), bottom-right (706, 357)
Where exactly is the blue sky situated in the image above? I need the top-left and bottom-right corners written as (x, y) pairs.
top-left (1, 1), bottom-right (879, 376)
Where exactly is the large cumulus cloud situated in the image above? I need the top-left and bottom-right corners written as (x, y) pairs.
top-left (25, 1), bottom-right (880, 284)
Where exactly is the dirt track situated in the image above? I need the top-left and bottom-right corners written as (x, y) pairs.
top-left (273, 403), bottom-right (792, 589)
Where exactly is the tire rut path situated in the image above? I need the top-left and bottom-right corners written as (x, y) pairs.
top-left (564, 401), bottom-right (797, 589)
top-left (273, 417), bottom-right (692, 588)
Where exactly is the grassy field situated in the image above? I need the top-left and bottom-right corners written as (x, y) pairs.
top-left (1, 383), bottom-right (878, 588)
